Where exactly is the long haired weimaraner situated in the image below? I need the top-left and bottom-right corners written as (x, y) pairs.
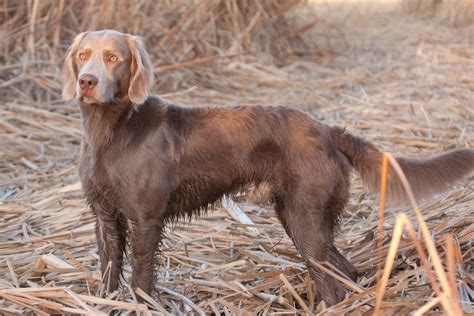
top-left (62, 29), bottom-right (474, 305)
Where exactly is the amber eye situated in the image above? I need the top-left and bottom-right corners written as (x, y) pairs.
top-left (78, 53), bottom-right (86, 60)
top-left (109, 55), bottom-right (118, 62)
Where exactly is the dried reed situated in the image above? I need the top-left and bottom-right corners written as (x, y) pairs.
top-left (1, 0), bottom-right (473, 314)
top-left (402, 0), bottom-right (474, 27)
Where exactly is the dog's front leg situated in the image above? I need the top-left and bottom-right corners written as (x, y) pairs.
top-left (129, 218), bottom-right (164, 295)
top-left (94, 206), bottom-right (127, 294)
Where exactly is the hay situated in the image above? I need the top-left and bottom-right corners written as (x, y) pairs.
top-left (1, 0), bottom-right (314, 95)
top-left (402, 0), bottom-right (474, 27)
top-left (1, 1), bottom-right (473, 314)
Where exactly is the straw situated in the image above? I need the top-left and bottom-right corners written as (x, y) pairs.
top-left (1, 0), bottom-right (472, 314)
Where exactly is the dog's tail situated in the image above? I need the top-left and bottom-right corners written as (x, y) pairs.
top-left (331, 127), bottom-right (474, 203)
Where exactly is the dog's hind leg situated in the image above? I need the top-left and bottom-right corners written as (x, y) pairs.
top-left (328, 244), bottom-right (358, 281)
top-left (274, 177), bottom-right (354, 305)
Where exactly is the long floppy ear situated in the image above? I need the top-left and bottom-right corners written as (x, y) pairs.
top-left (62, 32), bottom-right (87, 101)
top-left (126, 35), bottom-right (154, 105)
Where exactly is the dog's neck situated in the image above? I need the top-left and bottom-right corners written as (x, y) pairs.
top-left (79, 101), bottom-right (131, 152)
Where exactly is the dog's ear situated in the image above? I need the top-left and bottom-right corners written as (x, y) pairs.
top-left (126, 35), bottom-right (154, 105)
top-left (62, 32), bottom-right (87, 101)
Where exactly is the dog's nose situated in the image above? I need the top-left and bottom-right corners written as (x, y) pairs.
top-left (78, 74), bottom-right (98, 90)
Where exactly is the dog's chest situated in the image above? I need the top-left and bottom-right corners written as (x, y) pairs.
top-left (78, 147), bottom-right (125, 207)
top-left (80, 142), bottom-right (170, 217)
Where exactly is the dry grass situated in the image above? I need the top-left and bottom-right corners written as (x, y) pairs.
top-left (1, 0), bottom-right (473, 314)
top-left (402, 0), bottom-right (474, 27)
top-left (1, 0), bottom-right (314, 95)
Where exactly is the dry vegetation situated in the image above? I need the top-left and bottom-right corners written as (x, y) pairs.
top-left (1, 0), bottom-right (473, 315)
top-left (402, 0), bottom-right (474, 27)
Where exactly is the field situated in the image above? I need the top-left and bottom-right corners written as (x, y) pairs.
top-left (0, 1), bottom-right (473, 315)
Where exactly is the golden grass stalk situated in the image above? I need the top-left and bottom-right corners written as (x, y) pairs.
top-left (376, 153), bottom-right (389, 281)
top-left (279, 273), bottom-right (309, 312)
top-left (374, 153), bottom-right (464, 315)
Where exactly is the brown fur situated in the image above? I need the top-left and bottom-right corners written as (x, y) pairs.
top-left (63, 30), bottom-right (474, 306)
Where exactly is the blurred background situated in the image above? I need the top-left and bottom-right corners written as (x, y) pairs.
top-left (1, 0), bottom-right (473, 314)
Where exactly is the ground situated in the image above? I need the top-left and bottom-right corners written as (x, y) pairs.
top-left (0, 3), bottom-right (473, 315)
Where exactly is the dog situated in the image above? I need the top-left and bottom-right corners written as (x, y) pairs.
top-left (62, 29), bottom-right (474, 305)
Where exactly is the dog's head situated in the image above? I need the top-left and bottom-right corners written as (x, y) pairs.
top-left (62, 30), bottom-right (154, 106)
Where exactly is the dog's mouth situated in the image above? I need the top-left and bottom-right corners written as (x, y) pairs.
top-left (79, 93), bottom-right (122, 107)
top-left (78, 85), bottom-right (122, 105)
top-left (79, 94), bottom-right (99, 104)
top-left (79, 89), bottom-right (110, 105)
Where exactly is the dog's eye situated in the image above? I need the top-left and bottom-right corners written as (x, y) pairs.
top-left (108, 55), bottom-right (118, 62)
top-left (78, 53), bottom-right (86, 61)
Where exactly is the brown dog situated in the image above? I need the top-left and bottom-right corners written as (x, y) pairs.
top-left (62, 30), bottom-right (474, 305)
